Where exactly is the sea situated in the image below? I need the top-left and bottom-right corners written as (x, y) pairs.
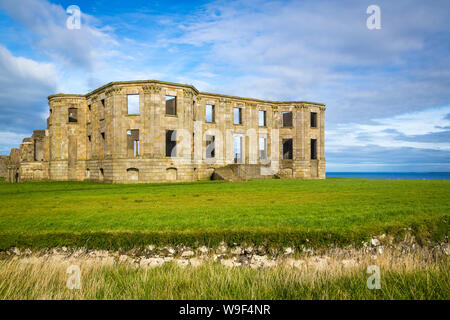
top-left (326, 172), bottom-right (450, 180)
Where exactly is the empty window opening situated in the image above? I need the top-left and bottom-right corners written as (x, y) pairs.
top-left (311, 139), bottom-right (317, 159)
top-left (68, 108), bottom-right (78, 123)
top-left (282, 111), bottom-right (293, 127)
top-left (99, 168), bottom-right (104, 180)
top-left (166, 130), bottom-right (177, 157)
top-left (86, 169), bottom-right (90, 179)
top-left (33, 140), bottom-right (37, 161)
top-left (88, 135), bottom-right (91, 142)
top-left (127, 129), bottom-right (140, 157)
top-left (100, 132), bottom-right (105, 156)
top-left (100, 99), bottom-right (105, 119)
top-left (259, 110), bottom-right (266, 126)
top-left (127, 94), bottom-right (139, 114)
top-left (311, 112), bottom-right (317, 128)
top-left (165, 96), bottom-right (177, 115)
top-left (206, 104), bottom-right (215, 122)
top-left (206, 135), bottom-right (215, 158)
top-left (282, 138), bottom-right (293, 160)
top-left (233, 107), bottom-right (242, 125)
top-left (234, 136), bottom-right (243, 163)
top-left (259, 137), bottom-right (267, 160)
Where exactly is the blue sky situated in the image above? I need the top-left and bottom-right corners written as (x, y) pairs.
top-left (0, 0), bottom-right (449, 171)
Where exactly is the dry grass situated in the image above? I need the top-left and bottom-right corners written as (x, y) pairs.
top-left (0, 247), bottom-right (448, 300)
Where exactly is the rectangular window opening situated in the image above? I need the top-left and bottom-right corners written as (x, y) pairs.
top-left (282, 138), bottom-right (293, 160)
top-left (100, 99), bottom-right (105, 120)
top-left (101, 132), bottom-right (105, 156)
top-left (282, 111), bottom-right (293, 127)
top-left (87, 135), bottom-right (92, 158)
top-left (166, 130), bottom-right (177, 157)
top-left (234, 136), bottom-right (242, 163)
top-left (233, 107), bottom-right (242, 125)
top-left (259, 137), bottom-right (267, 160)
top-left (311, 112), bottom-right (317, 128)
top-left (206, 135), bottom-right (215, 158)
top-left (259, 110), bottom-right (266, 126)
top-left (206, 104), bottom-right (215, 123)
top-left (165, 96), bottom-right (177, 115)
top-left (127, 129), bottom-right (140, 157)
top-left (127, 94), bottom-right (140, 114)
top-left (311, 139), bottom-right (317, 160)
top-left (68, 108), bottom-right (78, 123)
top-left (33, 139), bottom-right (37, 161)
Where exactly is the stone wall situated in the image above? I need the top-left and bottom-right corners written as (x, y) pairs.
top-left (0, 155), bottom-right (8, 178)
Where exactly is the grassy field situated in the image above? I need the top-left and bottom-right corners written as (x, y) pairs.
top-left (0, 178), bottom-right (448, 250)
top-left (0, 259), bottom-right (447, 299)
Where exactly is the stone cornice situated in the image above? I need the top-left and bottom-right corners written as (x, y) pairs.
top-left (47, 79), bottom-right (326, 107)
top-left (182, 88), bottom-right (195, 98)
top-left (105, 87), bottom-right (122, 97)
top-left (142, 83), bottom-right (161, 94)
top-left (48, 94), bottom-right (84, 102)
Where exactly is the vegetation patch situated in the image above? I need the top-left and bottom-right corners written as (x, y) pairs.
top-left (0, 257), bottom-right (447, 300)
top-left (0, 178), bottom-right (448, 250)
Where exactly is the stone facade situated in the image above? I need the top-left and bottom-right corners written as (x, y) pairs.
top-left (0, 155), bottom-right (8, 178)
top-left (7, 80), bottom-right (325, 183)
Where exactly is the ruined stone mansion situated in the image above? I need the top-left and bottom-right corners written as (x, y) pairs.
top-left (6, 80), bottom-right (325, 183)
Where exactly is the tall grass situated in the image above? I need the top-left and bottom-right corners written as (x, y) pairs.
top-left (0, 250), bottom-right (448, 300)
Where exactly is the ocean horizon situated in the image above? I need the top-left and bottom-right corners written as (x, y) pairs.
top-left (326, 172), bottom-right (450, 180)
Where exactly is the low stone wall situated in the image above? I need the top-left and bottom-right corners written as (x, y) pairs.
top-left (2, 234), bottom-right (447, 269)
top-left (0, 156), bottom-right (8, 178)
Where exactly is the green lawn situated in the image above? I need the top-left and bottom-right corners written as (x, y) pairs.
top-left (0, 178), bottom-right (448, 249)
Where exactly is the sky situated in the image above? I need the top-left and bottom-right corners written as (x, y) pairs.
top-left (0, 0), bottom-right (449, 172)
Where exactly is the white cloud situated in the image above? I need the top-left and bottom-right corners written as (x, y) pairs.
top-left (0, 131), bottom-right (29, 154)
top-left (0, 44), bottom-right (58, 108)
top-left (167, 0), bottom-right (450, 124)
top-left (0, 46), bottom-right (58, 153)
top-left (0, 0), bottom-right (118, 70)
top-left (326, 105), bottom-right (450, 152)
top-left (0, 47), bottom-right (55, 84)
